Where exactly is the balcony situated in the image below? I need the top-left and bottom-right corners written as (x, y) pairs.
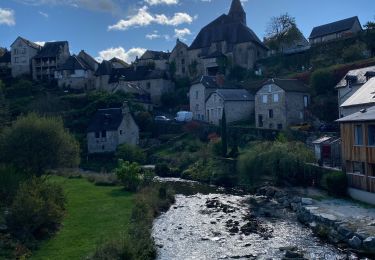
top-left (347, 172), bottom-right (375, 193)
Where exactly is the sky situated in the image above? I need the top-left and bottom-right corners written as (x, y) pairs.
top-left (0, 0), bottom-right (374, 63)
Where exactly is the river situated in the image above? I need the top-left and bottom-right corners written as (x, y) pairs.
top-left (151, 179), bottom-right (349, 260)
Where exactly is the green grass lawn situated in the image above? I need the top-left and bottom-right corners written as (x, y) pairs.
top-left (31, 176), bottom-right (134, 260)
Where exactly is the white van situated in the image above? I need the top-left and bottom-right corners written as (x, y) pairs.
top-left (175, 111), bottom-right (193, 122)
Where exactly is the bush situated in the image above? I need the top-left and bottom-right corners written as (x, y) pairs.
top-left (342, 42), bottom-right (366, 62)
top-left (0, 113), bottom-right (80, 176)
top-left (6, 177), bottom-right (66, 242)
top-left (0, 165), bottom-right (27, 206)
top-left (115, 160), bottom-right (142, 192)
top-left (310, 69), bottom-right (336, 95)
top-left (321, 171), bottom-right (347, 197)
top-left (115, 144), bottom-right (146, 164)
top-left (90, 238), bottom-right (134, 260)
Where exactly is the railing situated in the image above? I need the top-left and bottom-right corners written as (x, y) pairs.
top-left (347, 173), bottom-right (375, 193)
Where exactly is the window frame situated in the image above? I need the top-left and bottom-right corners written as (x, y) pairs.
top-left (368, 125), bottom-right (375, 146)
top-left (354, 124), bottom-right (364, 146)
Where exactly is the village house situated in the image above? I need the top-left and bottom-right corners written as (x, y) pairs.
top-left (169, 0), bottom-right (268, 78)
top-left (87, 103), bottom-right (139, 154)
top-left (10, 36), bottom-right (41, 78)
top-left (336, 66), bottom-right (375, 117)
top-left (109, 57), bottom-right (129, 69)
top-left (136, 50), bottom-right (170, 71)
top-left (340, 77), bottom-right (375, 117)
top-left (189, 75), bottom-right (224, 121)
top-left (205, 89), bottom-right (254, 125)
top-left (255, 78), bottom-right (310, 130)
top-left (309, 16), bottom-right (362, 45)
top-left (55, 50), bottom-right (98, 90)
top-left (32, 41), bottom-right (70, 81)
top-left (337, 106), bottom-right (375, 205)
top-left (0, 49), bottom-right (11, 79)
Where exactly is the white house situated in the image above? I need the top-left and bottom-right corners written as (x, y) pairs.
top-left (87, 103), bottom-right (139, 154)
top-left (10, 37), bottom-right (41, 78)
top-left (205, 89), bottom-right (254, 125)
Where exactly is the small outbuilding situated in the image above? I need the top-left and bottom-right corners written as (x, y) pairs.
top-left (312, 136), bottom-right (341, 167)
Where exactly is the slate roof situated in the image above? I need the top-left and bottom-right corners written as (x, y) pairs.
top-left (11, 37), bottom-right (41, 50)
top-left (335, 66), bottom-right (375, 89)
top-left (78, 50), bottom-right (99, 71)
top-left (210, 88), bottom-right (254, 102)
top-left (110, 57), bottom-right (129, 67)
top-left (337, 105), bottom-right (375, 123)
top-left (309, 16), bottom-right (361, 39)
top-left (95, 60), bottom-right (113, 76)
top-left (0, 51), bottom-right (11, 63)
top-left (34, 41), bottom-right (68, 58)
top-left (192, 75), bottom-right (220, 88)
top-left (109, 67), bottom-right (169, 83)
top-left (57, 55), bottom-right (92, 71)
top-left (341, 77), bottom-right (375, 107)
top-left (263, 78), bottom-right (310, 93)
top-left (87, 108), bottom-right (123, 132)
top-left (189, 14), bottom-right (267, 50)
top-left (139, 50), bottom-right (170, 60)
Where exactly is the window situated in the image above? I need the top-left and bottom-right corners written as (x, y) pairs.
top-left (300, 112), bottom-right (304, 119)
top-left (195, 104), bottom-right (199, 111)
top-left (269, 123), bottom-right (273, 129)
top-left (268, 109), bottom-right (273, 118)
top-left (277, 124), bottom-right (283, 130)
top-left (303, 96), bottom-right (309, 108)
top-left (146, 82), bottom-right (151, 89)
top-left (21, 48), bottom-right (26, 54)
top-left (181, 59), bottom-right (185, 65)
top-left (258, 115), bottom-right (263, 127)
top-left (218, 108), bottom-right (222, 118)
top-left (95, 132), bottom-right (100, 138)
top-left (102, 145), bottom-right (105, 150)
top-left (268, 85), bottom-right (272, 93)
top-left (353, 162), bottom-right (365, 175)
top-left (101, 130), bottom-right (107, 138)
top-left (14, 57), bottom-right (19, 63)
top-left (13, 49), bottom-right (18, 55)
top-left (273, 93), bottom-right (279, 102)
top-left (195, 91), bottom-right (198, 99)
top-left (120, 130), bottom-right (123, 135)
top-left (354, 125), bottom-right (363, 145)
top-left (262, 95), bottom-right (268, 103)
top-left (369, 125), bottom-right (375, 146)
top-left (182, 66), bottom-right (186, 74)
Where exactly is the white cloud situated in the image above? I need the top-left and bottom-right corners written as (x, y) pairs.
top-left (96, 47), bottom-right (147, 64)
top-left (145, 31), bottom-right (171, 40)
top-left (108, 6), bottom-right (195, 31)
top-left (0, 8), bottom-right (15, 26)
top-left (174, 28), bottom-right (191, 40)
top-left (145, 0), bottom-right (178, 5)
top-left (34, 41), bottom-right (46, 46)
top-left (39, 11), bottom-right (48, 18)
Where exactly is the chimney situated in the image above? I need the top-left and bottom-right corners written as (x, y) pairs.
top-left (216, 74), bottom-right (225, 87)
top-left (122, 101), bottom-right (130, 114)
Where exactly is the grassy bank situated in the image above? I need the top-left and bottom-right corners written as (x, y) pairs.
top-left (31, 176), bottom-right (134, 260)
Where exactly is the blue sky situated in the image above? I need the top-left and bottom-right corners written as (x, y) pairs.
top-left (0, 0), bottom-right (374, 63)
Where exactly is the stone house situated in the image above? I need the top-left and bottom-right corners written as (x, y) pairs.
top-left (189, 75), bottom-right (224, 121)
top-left (336, 66), bottom-right (375, 117)
top-left (0, 49), bottom-right (11, 78)
top-left (336, 106), bottom-right (375, 205)
top-left (87, 103), bottom-right (139, 154)
top-left (255, 78), bottom-right (310, 130)
top-left (309, 16), bottom-right (362, 45)
top-left (32, 41), bottom-right (70, 81)
top-left (169, 0), bottom-right (268, 79)
top-left (205, 89), bottom-right (254, 125)
top-left (95, 60), bottom-right (113, 90)
top-left (10, 36), bottom-right (41, 78)
top-left (109, 57), bottom-right (129, 69)
top-left (55, 51), bottom-right (98, 90)
top-left (136, 50), bottom-right (170, 71)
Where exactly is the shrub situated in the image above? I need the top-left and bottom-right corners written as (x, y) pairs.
top-left (0, 165), bottom-right (27, 206)
top-left (0, 113), bottom-right (80, 176)
top-left (115, 144), bottom-right (146, 164)
top-left (342, 42), bottom-right (366, 62)
top-left (6, 177), bottom-right (66, 241)
top-left (310, 69), bottom-right (336, 95)
top-left (115, 160), bottom-right (142, 192)
top-left (155, 163), bottom-right (170, 177)
top-left (90, 238), bottom-right (134, 260)
top-left (321, 171), bottom-right (347, 197)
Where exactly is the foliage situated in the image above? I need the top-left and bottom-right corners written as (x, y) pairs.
top-left (155, 163), bottom-right (170, 177)
top-left (0, 113), bottom-right (80, 176)
top-left (321, 171), bottom-right (347, 197)
top-left (221, 110), bottom-right (227, 157)
top-left (0, 80), bottom-right (10, 127)
top-left (364, 21), bottom-right (375, 30)
top-left (310, 69), bottom-right (337, 95)
top-left (115, 160), bottom-right (142, 192)
top-left (6, 177), bottom-right (66, 242)
top-left (90, 238), bottom-right (134, 260)
top-left (134, 111), bottom-right (153, 132)
top-left (0, 165), bottom-right (27, 206)
top-left (342, 42), bottom-right (367, 62)
top-left (238, 141), bottom-right (315, 188)
top-left (115, 144), bottom-right (146, 164)
top-left (310, 94), bottom-right (339, 122)
top-left (169, 61), bottom-right (176, 78)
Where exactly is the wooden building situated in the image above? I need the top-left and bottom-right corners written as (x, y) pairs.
top-left (337, 106), bottom-right (375, 204)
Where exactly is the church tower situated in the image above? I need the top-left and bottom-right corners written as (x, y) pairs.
top-left (228, 0), bottom-right (246, 25)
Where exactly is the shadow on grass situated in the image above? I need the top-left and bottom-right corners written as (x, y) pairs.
top-left (108, 188), bottom-right (132, 198)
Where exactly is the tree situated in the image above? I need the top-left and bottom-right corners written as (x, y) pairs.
top-left (115, 160), bottom-right (142, 192)
top-left (0, 113), bottom-right (80, 176)
top-left (0, 80), bottom-right (10, 127)
top-left (115, 144), bottom-right (146, 164)
top-left (310, 69), bottom-right (336, 95)
top-left (265, 13), bottom-right (302, 52)
top-left (221, 110), bottom-right (227, 157)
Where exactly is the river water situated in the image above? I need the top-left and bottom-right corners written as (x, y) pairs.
top-left (152, 180), bottom-right (347, 260)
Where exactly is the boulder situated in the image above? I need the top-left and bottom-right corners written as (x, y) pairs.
top-left (363, 236), bottom-right (375, 253)
top-left (348, 236), bottom-right (362, 249)
top-left (301, 198), bottom-right (314, 205)
top-left (337, 225), bottom-right (353, 239)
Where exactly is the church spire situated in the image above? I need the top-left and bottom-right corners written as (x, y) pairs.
top-left (228, 0), bottom-right (246, 25)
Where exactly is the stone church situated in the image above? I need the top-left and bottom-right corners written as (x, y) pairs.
top-left (169, 0), bottom-right (268, 78)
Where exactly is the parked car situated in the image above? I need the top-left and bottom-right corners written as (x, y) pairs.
top-left (154, 116), bottom-right (171, 122)
top-left (319, 123), bottom-right (339, 132)
top-left (175, 111), bottom-right (193, 122)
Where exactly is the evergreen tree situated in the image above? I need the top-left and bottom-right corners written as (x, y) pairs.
top-left (221, 109), bottom-right (227, 157)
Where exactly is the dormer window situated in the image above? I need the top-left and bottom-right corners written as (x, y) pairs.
top-left (345, 75), bottom-right (357, 87)
top-left (365, 71), bottom-right (375, 81)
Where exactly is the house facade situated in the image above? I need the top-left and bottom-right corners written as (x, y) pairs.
top-left (337, 107), bottom-right (375, 205)
top-left (205, 89), bottom-right (254, 125)
top-left (32, 41), bottom-right (70, 81)
top-left (255, 79), bottom-right (309, 130)
top-left (309, 16), bottom-right (362, 44)
top-left (136, 50), bottom-right (170, 71)
top-left (340, 77), bottom-right (375, 117)
top-left (87, 104), bottom-right (139, 154)
top-left (336, 66), bottom-right (375, 117)
top-left (10, 37), bottom-right (41, 78)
